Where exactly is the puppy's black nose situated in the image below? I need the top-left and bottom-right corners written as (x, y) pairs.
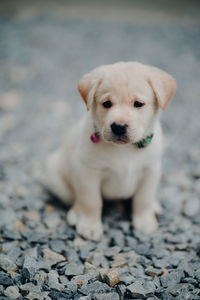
top-left (111, 122), bottom-right (127, 136)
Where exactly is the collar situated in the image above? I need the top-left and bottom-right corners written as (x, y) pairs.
top-left (133, 133), bottom-right (154, 149)
top-left (90, 132), bottom-right (154, 149)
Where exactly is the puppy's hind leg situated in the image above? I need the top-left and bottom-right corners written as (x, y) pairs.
top-left (45, 151), bottom-right (73, 205)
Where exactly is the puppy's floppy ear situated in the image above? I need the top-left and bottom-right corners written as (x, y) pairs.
top-left (78, 72), bottom-right (102, 111)
top-left (147, 66), bottom-right (176, 110)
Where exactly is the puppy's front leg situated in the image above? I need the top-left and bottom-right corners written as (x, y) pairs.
top-left (132, 165), bottom-right (161, 234)
top-left (67, 175), bottom-right (103, 241)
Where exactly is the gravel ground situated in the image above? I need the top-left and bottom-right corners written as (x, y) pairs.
top-left (0, 1), bottom-right (200, 299)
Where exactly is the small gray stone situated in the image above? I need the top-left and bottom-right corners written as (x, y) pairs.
top-left (160, 270), bottom-right (184, 288)
top-left (182, 277), bottom-right (198, 285)
top-left (117, 284), bottom-right (126, 299)
top-left (78, 297), bottom-right (91, 300)
top-left (104, 246), bottom-right (121, 258)
top-left (0, 273), bottom-right (13, 286)
top-left (44, 212), bottom-right (61, 229)
top-left (24, 247), bottom-right (38, 258)
top-left (7, 247), bottom-right (22, 263)
top-left (64, 248), bottom-right (79, 262)
top-left (119, 273), bottom-right (135, 285)
top-left (110, 230), bottom-right (125, 248)
top-left (195, 269), bottom-right (200, 283)
top-left (0, 255), bottom-right (17, 272)
top-left (2, 227), bottom-right (21, 240)
top-left (71, 274), bottom-right (89, 286)
top-left (78, 247), bottom-right (90, 261)
top-left (126, 280), bottom-right (156, 299)
top-left (22, 256), bottom-right (37, 280)
top-left (90, 250), bottom-right (109, 269)
top-left (15, 255), bottom-right (24, 268)
top-left (63, 282), bottom-right (77, 294)
top-left (153, 258), bottom-right (170, 269)
top-left (0, 210), bottom-right (17, 227)
top-left (166, 283), bottom-right (194, 296)
top-left (183, 197), bottom-right (200, 217)
top-left (27, 231), bottom-right (48, 244)
top-left (65, 263), bottom-right (84, 276)
top-left (34, 270), bottom-right (47, 285)
top-left (20, 282), bottom-right (43, 300)
top-left (49, 239), bottom-right (66, 253)
top-left (94, 293), bottom-right (120, 300)
top-left (1, 241), bottom-right (18, 253)
top-left (3, 286), bottom-right (20, 299)
top-left (80, 281), bottom-right (112, 296)
top-left (47, 270), bottom-right (65, 291)
top-left (59, 275), bottom-right (70, 286)
top-left (178, 260), bottom-right (195, 278)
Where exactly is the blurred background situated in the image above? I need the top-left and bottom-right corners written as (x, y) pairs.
top-left (0, 0), bottom-right (200, 192)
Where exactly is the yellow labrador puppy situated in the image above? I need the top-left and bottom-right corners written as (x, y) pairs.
top-left (46, 62), bottom-right (176, 240)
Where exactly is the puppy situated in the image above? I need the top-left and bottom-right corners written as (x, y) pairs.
top-left (46, 62), bottom-right (176, 240)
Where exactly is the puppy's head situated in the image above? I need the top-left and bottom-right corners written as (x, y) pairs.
top-left (78, 62), bottom-right (176, 144)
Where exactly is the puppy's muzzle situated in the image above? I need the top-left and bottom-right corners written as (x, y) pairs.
top-left (111, 122), bottom-right (128, 136)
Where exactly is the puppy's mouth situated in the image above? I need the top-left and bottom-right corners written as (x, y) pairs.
top-left (105, 134), bottom-right (130, 144)
top-left (111, 136), bottom-right (129, 144)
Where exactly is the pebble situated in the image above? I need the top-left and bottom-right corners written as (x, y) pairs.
top-left (65, 263), bottom-right (84, 276)
top-left (3, 286), bottom-right (20, 299)
top-left (160, 270), bottom-right (184, 288)
top-left (7, 247), bottom-right (22, 262)
top-left (116, 284), bottom-right (126, 298)
top-left (34, 270), bottom-right (47, 285)
top-left (49, 239), bottom-right (66, 254)
top-left (43, 248), bottom-right (66, 266)
top-left (27, 231), bottom-right (48, 244)
top-left (0, 255), bottom-right (17, 272)
top-left (2, 228), bottom-right (21, 240)
top-left (80, 281), bottom-right (112, 296)
top-left (22, 256), bottom-right (37, 280)
top-left (183, 197), bottom-right (200, 217)
top-left (109, 230), bottom-right (125, 248)
top-left (166, 283), bottom-right (194, 296)
top-left (0, 273), bottom-right (13, 286)
top-left (178, 260), bottom-right (195, 278)
top-left (126, 279), bottom-right (156, 299)
top-left (47, 270), bottom-right (65, 291)
top-left (104, 246), bottom-right (121, 258)
top-left (111, 253), bottom-right (128, 268)
top-left (93, 293), bottom-right (120, 300)
top-left (119, 273), bottom-right (135, 285)
top-left (145, 267), bottom-right (162, 277)
top-left (71, 274), bottom-right (89, 287)
top-left (100, 268), bottom-right (120, 287)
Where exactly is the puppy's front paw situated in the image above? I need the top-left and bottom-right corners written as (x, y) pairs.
top-left (67, 208), bottom-right (103, 241)
top-left (133, 210), bottom-right (158, 234)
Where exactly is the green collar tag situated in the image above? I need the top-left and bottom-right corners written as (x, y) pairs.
top-left (133, 133), bottom-right (154, 149)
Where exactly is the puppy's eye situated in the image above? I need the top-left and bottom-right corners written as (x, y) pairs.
top-left (102, 100), bottom-right (112, 108)
top-left (134, 101), bottom-right (145, 108)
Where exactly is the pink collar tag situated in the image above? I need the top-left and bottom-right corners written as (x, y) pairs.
top-left (90, 132), bottom-right (99, 143)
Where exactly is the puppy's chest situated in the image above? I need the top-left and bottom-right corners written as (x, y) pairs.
top-left (101, 155), bottom-right (144, 200)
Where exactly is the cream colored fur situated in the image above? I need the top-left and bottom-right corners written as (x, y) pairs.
top-left (46, 62), bottom-right (176, 240)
